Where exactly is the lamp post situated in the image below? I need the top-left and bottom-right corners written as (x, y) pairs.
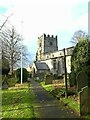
top-left (63, 48), bottom-right (68, 98)
top-left (21, 21), bottom-right (23, 84)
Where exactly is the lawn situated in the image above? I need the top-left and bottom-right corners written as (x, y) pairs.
top-left (2, 82), bottom-right (35, 118)
top-left (39, 81), bottom-right (80, 113)
top-left (39, 81), bottom-right (90, 119)
top-left (61, 97), bottom-right (80, 113)
top-left (40, 81), bottom-right (54, 92)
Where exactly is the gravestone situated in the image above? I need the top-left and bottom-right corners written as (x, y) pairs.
top-left (76, 71), bottom-right (88, 92)
top-left (88, 86), bottom-right (90, 114)
top-left (77, 71), bottom-right (90, 116)
top-left (45, 74), bottom-right (53, 85)
top-left (2, 78), bottom-right (8, 89)
top-left (79, 86), bottom-right (88, 116)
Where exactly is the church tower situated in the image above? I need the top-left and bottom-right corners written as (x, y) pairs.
top-left (36, 33), bottom-right (58, 61)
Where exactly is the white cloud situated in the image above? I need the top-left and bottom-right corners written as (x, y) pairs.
top-left (0, 0), bottom-right (13, 8)
top-left (0, 0), bottom-right (89, 62)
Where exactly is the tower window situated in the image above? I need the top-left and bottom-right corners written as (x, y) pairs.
top-left (60, 52), bottom-right (61, 55)
top-left (39, 43), bottom-right (41, 47)
top-left (47, 56), bottom-right (49, 59)
top-left (50, 42), bottom-right (53, 45)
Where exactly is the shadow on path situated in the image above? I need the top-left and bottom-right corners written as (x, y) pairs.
top-left (30, 79), bottom-right (80, 118)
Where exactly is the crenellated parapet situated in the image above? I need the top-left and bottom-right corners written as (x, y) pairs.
top-left (36, 33), bottom-right (58, 61)
top-left (43, 33), bottom-right (57, 39)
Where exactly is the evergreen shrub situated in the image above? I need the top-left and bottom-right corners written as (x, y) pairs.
top-left (15, 68), bottom-right (28, 83)
top-left (69, 71), bottom-right (76, 87)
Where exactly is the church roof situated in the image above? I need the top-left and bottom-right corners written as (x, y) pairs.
top-left (35, 62), bottom-right (49, 70)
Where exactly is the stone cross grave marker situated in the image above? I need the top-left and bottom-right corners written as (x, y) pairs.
top-left (76, 71), bottom-right (88, 92)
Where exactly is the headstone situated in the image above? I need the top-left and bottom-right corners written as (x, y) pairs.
top-left (77, 71), bottom-right (90, 116)
top-left (45, 74), bottom-right (53, 85)
top-left (88, 87), bottom-right (90, 114)
top-left (79, 86), bottom-right (88, 116)
top-left (2, 78), bottom-right (8, 89)
top-left (76, 71), bottom-right (88, 92)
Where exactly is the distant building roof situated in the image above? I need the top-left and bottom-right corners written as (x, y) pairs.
top-left (35, 61), bottom-right (49, 70)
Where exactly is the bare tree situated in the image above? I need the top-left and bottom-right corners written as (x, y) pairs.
top-left (1, 26), bottom-right (29, 75)
top-left (0, 14), bottom-right (13, 31)
top-left (0, 14), bottom-right (14, 63)
top-left (70, 30), bottom-right (87, 45)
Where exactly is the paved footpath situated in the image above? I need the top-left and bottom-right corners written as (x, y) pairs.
top-left (30, 79), bottom-right (80, 118)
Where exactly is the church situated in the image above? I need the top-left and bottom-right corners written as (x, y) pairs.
top-left (28, 33), bottom-right (74, 78)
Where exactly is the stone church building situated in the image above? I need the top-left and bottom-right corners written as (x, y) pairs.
top-left (29, 33), bottom-right (74, 77)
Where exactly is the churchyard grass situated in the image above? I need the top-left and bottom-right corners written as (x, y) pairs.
top-left (61, 97), bottom-right (80, 113)
top-left (61, 97), bottom-right (90, 119)
top-left (40, 81), bottom-right (54, 92)
top-left (2, 82), bottom-right (35, 118)
top-left (40, 81), bottom-right (80, 114)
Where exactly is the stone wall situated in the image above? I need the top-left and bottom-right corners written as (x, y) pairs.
top-left (44, 34), bottom-right (58, 53)
top-left (36, 34), bottom-right (58, 61)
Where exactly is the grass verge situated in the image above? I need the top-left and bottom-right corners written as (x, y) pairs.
top-left (60, 97), bottom-right (80, 113)
top-left (39, 81), bottom-right (90, 119)
top-left (2, 82), bottom-right (35, 118)
top-left (40, 81), bottom-right (54, 92)
top-left (39, 81), bottom-right (80, 114)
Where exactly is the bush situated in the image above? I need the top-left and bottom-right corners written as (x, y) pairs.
top-left (69, 71), bottom-right (76, 87)
top-left (15, 68), bottom-right (28, 83)
top-left (71, 38), bottom-right (88, 74)
top-left (2, 75), bottom-right (16, 87)
top-left (7, 77), bottom-right (16, 87)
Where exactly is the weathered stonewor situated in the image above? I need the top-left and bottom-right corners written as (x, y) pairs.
top-left (77, 71), bottom-right (90, 116)
top-left (88, 85), bottom-right (90, 115)
top-left (79, 86), bottom-right (88, 116)
top-left (76, 71), bottom-right (88, 92)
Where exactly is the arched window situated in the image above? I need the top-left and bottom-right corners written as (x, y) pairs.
top-left (39, 43), bottom-right (41, 47)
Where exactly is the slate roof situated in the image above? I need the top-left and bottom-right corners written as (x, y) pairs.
top-left (35, 62), bottom-right (49, 70)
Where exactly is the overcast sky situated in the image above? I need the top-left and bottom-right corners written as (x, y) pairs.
top-left (0, 0), bottom-right (89, 66)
